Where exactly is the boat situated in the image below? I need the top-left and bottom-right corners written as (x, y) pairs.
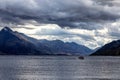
top-left (78, 56), bottom-right (84, 60)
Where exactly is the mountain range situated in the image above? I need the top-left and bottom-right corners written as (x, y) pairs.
top-left (0, 27), bottom-right (93, 56)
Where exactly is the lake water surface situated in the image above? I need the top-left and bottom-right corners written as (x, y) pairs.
top-left (0, 56), bottom-right (120, 80)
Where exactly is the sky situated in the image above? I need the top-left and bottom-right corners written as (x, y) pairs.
top-left (0, 0), bottom-right (120, 49)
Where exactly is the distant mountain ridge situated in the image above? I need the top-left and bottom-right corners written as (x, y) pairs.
top-left (39, 40), bottom-right (92, 55)
top-left (91, 40), bottom-right (120, 56)
top-left (0, 27), bottom-right (93, 55)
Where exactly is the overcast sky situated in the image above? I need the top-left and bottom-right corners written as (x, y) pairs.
top-left (0, 0), bottom-right (120, 49)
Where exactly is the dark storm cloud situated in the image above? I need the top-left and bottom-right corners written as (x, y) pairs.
top-left (0, 0), bottom-right (120, 29)
top-left (94, 0), bottom-right (120, 6)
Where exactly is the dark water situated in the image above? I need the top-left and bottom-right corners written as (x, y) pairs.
top-left (0, 56), bottom-right (120, 80)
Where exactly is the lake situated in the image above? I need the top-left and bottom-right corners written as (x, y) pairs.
top-left (0, 56), bottom-right (120, 80)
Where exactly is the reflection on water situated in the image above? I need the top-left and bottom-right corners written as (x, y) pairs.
top-left (0, 56), bottom-right (120, 80)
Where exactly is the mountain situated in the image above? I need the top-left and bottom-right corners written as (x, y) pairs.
top-left (0, 27), bottom-right (93, 55)
top-left (39, 40), bottom-right (93, 56)
top-left (91, 40), bottom-right (120, 56)
top-left (0, 27), bottom-right (51, 55)
top-left (92, 47), bottom-right (101, 53)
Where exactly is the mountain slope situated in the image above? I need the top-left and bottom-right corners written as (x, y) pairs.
top-left (39, 40), bottom-right (93, 55)
top-left (0, 27), bottom-right (51, 55)
top-left (91, 40), bottom-right (120, 56)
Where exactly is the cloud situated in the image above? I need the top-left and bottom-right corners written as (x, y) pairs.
top-left (107, 20), bottom-right (120, 39)
top-left (0, 0), bottom-right (120, 29)
top-left (34, 24), bottom-right (95, 41)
